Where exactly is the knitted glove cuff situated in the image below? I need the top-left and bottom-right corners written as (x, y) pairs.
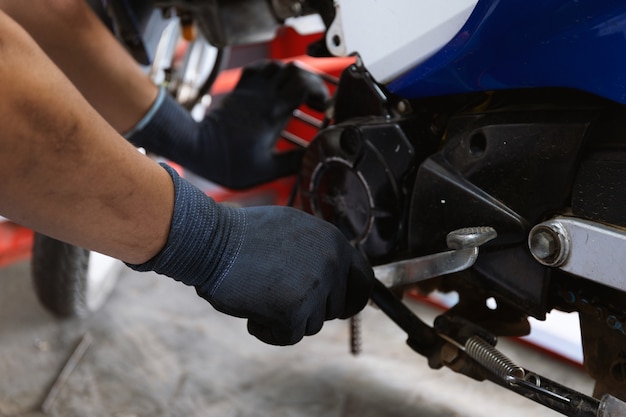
top-left (125, 163), bottom-right (247, 291)
top-left (125, 90), bottom-right (200, 164)
top-left (123, 87), bottom-right (167, 139)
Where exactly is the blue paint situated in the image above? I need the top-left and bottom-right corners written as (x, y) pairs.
top-left (386, 0), bottom-right (626, 104)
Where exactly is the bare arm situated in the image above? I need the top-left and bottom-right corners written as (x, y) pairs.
top-left (0, 0), bottom-right (158, 133)
top-left (0, 10), bottom-right (171, 264)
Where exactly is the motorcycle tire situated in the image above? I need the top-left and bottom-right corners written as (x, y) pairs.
top-left (31, 233), bottom-right (121, 318)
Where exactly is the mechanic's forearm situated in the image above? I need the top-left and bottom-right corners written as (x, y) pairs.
top-left (0, 10), bottom-right (171, 264)
top-left (0, 0), bottom-right (158, 134)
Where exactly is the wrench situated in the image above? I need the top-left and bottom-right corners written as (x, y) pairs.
top-left (373, 226), bottom-right (497, 288)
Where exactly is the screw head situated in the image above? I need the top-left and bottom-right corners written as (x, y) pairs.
top-left (528, 222), bottom-right (570, 267)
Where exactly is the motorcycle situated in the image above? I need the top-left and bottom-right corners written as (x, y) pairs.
top-left (31, 1), bottom-right (626, 415)
top-left (293, 1), bottom-right (626, 415)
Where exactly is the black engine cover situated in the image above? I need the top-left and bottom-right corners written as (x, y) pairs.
top-left (298, 64), bottom-right (437, 264)
top-left (300, 118), bottom-right (418, 263)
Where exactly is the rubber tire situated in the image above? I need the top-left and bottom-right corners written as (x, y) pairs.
top-left (31, 233), bottom-right (91, 318)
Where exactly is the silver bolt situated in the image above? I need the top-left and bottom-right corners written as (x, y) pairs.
top-left (397, 100), bottom-right (410, 114)
top-left (528, 222), bottom-right (570, 267)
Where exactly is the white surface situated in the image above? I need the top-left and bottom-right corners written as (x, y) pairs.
top-left (86, 251), bottom-right (124, 312)
top-left (285, 14), bottom-right (326, 35)
top-left (525, 312), bottom-right (583, 365)
top-left (326, 0), bottom-right (478, 83)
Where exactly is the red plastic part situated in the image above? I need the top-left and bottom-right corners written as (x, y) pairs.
top-left (0, 221), bottom-right (33, 268)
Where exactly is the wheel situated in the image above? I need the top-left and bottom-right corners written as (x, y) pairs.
top-left (31, 233), bottom-right (122, 318)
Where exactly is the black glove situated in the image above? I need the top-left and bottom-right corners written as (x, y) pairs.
top-left (127, 60), bottom-right (329, 190)
top-left (127, 164), bottom-right (373, 345)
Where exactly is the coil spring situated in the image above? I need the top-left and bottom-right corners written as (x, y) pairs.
top-left (465, 335), bottom-right (525, 382)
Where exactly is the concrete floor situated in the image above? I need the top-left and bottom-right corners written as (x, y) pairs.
top-left (0, 259), bottom-right (595, 417)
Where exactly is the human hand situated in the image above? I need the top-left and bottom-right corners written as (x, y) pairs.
top-left (201, 60), bottom-right (329, 189)
top-left (196, 204), bottom-right (373, 345)
top-left (127, 60), bottom-right (328, 189)
top-left (128, 165), bottom-right (373, 345)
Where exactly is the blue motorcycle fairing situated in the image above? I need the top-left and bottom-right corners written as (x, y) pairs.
top-left (386, 0), bottom-right (626, 105)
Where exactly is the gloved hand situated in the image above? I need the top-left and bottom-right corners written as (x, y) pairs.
top-left (127, 60), bottom-right (329, 190)
top-left (127, 164), bottom-right (374, 345)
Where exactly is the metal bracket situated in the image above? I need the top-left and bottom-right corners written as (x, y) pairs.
top-left (529, 216), bottom-right (626, 293)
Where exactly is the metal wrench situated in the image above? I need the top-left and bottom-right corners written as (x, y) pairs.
top-left (373, 226), bottom-right (497, 288)
top-left (368, 227), bottom-right (496, 358)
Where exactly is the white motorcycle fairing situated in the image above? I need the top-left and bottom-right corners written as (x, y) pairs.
top-left (325, 0), bottom-right (479, 83)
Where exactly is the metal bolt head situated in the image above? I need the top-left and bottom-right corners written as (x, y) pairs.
top-left (396, 100), bottom-right (412, 114)
top-left (528, 222), bottom-right (570, 267)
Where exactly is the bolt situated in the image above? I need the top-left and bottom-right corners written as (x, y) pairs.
top-left (528, 222), bottom-right (570, 267)
top-left (396, 100), bottom-right (411, 114)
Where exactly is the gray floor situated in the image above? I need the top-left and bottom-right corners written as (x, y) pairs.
top-left (0, 260), bottom-right (595, 417)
